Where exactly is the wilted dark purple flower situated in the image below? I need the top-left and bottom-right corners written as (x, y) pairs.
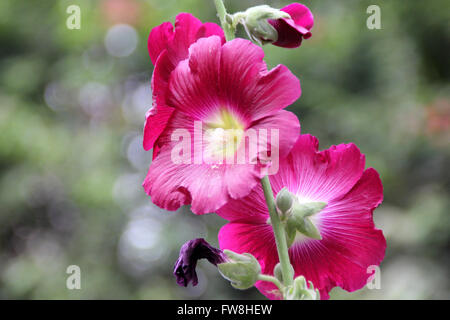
top-left (173, 238), bottom-right (226, 287)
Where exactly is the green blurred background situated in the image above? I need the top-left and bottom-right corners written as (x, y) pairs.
top-left (0, 0), bottom-right (448, 299)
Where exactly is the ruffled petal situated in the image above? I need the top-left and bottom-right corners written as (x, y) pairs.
top-left (167, 37), bottom-right (301, 122)
top-left (282, 3), bottom-right (314, 31)
top-left (249, 110), bottom-right (300, 173)
top-left (168, 13), bottom-right (205, 64)
top-left (216, 183), bottom-right (267, 223)
top-left (218, 222), bottom-right (278, 274)
top-left (147, 21), bottom-right (174, 64)
top-left (270, 3), bottom-right (314, 48)
top-left (161, 14), bottom-right (225, 100)
top-left (144, 49), bottom-right (178, 153)
top-left (143, 131), bottom-right (265, 214)
top-left (143, 103), bottom-right (174, 152)
top-left (197, 22), bottom-right (225, 42)
top-left (220, 39), bottom-right (301, 120)
top-left (168, 36), bottom-right (223, 120)
top-left (143, 14), bottom-right (224, 152)
top-left (274, 134), bottom-right (366, 202)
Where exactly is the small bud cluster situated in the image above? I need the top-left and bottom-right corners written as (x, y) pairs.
top-left (275, 188), bottom-right (326, 246)
top-left (285, 276), bottom-right (320, 300)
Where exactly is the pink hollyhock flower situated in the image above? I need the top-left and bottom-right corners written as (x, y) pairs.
top-left (142, 36), bottom-right (301, 214)
top-left (217, 134), bottom-right (386, 299)
top-left (269, 3), bottom-right (314, 48)
top-left (144, 13), bottom-right (225, 155)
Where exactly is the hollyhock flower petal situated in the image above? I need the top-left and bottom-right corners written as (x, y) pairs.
top-left (220, 40), bottom-right (301, 120)
top-left (167, 36), bottom-right (223, 120)
top-left (143, 135), bottom-right (265, 214)
top-left (147, 21), bottom-right (173, 64)
top-left (269, 3), bottom-right (314, 48)
top-left (216, 183), bottom-right (267, 223)
top-left (272, 134), bottom-right (366, 203)
top-left (250, 110), bottom-right (300, 165)
top-left (168, 36), bottom-right (301, 122)
top-left (144, 13), bottom-right (225, 152)
top-left (217, 134), bottom-right (386, 299)
top-left (218, 222), bottom-right (282, 299)
top-left (218, 223), bottom-right (278, 274)
top-left (143, 101), bottom-right (174, 152)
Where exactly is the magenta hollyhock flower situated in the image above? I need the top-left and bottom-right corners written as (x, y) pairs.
top-left (144, 13), bottom-right (225, 155)
top-left (142, 35), bottom-right (301, 214)
top-left (269, 3), bottom-right (314, 48)
top-left (217, 134), bottom-right (386, 299)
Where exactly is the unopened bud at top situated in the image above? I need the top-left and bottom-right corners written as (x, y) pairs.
top-left (231, 5), bottom-right (290, 45)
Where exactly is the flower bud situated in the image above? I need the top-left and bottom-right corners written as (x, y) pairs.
top-left (218, 250), bottom-right (261, 290)
top-left (275, 187), bottom-right (294, 219)
top-left (269, 3), bottom-right (314, 48)
top-left (285, 276), bottom-right (320, 300)
top-left (233, 5), bottom-right (291, 45)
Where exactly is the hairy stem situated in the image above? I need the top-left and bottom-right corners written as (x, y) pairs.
top-left (261, 176), bottom-right (294, 293)
top-left (257, 274), bottom-right (284, 292)
top-left (213, 0), bottom-right (235, 41)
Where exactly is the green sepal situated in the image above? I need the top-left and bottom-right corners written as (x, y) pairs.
top-left (285, 201), bottom-right (326, 240)
top-left (292, 201), bottom-right (327, 218)
top-left (285, 220), bottom-right (297, 247)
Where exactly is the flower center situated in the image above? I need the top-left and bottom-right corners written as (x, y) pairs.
top-left (204, 109), bottom-right (245, 162)
top-left (207, 109), bottom-right (244, 131)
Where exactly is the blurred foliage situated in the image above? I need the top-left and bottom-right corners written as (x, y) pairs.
top-left (0, 0), bottom-right (449, 299)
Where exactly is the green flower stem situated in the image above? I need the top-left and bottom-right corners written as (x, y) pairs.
top-left (261, 176), bottom-right (294, 290)
top-left (213, 0), bottom-right (235, 41)
top-left (257, 274), bottom-right (283, 292)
